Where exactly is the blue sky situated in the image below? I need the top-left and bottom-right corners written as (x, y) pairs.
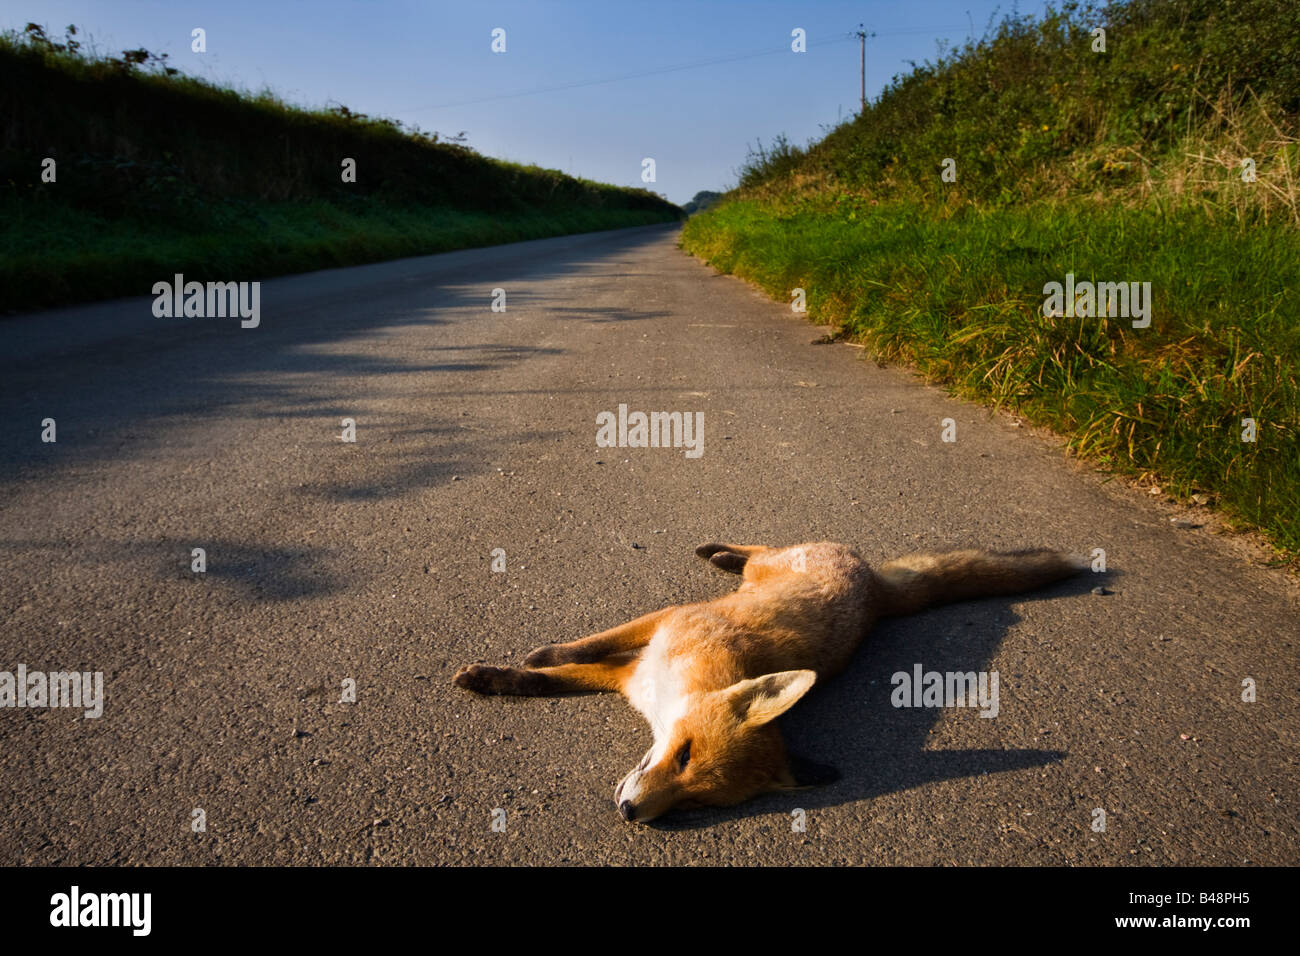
top-left (2, 0), bottom-right (1054, 205)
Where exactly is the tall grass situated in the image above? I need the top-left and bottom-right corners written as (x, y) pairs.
top-left (740, 0), bottom-right (1300, 213)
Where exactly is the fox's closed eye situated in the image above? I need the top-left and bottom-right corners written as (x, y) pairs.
top-left (676, 741), bottom-right (691, 771)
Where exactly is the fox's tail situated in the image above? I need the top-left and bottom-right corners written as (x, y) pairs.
top-left (873, 548), bottom-right (1089, 617)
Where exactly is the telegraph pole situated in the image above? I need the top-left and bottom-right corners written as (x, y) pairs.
top-left (855, 24), bottom-right (874, 113)
top-left (857, 24), bottom-right (865, 111)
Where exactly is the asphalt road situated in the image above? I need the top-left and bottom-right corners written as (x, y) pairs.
top-left (1, 223), bottom-right (1296, 865)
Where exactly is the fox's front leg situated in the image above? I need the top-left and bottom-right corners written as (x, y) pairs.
top-left (454, 657), bottom-right (636, 696)
top-left (521, 607), bottom-right (672, 668)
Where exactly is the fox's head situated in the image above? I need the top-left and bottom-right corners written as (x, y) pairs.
top-left (614, 669), bottom-right (835, 823)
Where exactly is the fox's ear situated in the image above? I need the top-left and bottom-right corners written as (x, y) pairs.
top-left (725, 670), bottom-right (817, 727)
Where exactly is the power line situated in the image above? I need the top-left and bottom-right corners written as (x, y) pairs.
top-left (402, 25), bottom-right (969, 113)
top-left (402, 35), bottom-right (855, 112)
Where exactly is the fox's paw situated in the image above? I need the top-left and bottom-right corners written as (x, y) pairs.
top-left (522, 644), bottom-right (564, 668)
top-left (695, 543), bottom-right (729, 559)
top-left (695, 543), bottom-right (747, 574)
top-left (454, 663), bottom-right (548, 696)
top-left (453, 664), bottom-right (490, 693)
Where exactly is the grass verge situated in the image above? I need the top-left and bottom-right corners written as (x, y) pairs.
top-left (1, 199), bottom-right (675, 312)
top-left (681, 194), bottom-right (1299, 557)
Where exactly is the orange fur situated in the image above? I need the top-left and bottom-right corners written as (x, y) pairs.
top-left (454, 541), bottom-right (1087, 822)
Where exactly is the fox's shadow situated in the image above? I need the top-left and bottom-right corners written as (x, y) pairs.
top-left (650, 572), bottom-right (1105, 831)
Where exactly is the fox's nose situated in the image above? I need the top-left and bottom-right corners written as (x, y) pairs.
top-left (619, 800), bottom-right (637, 822)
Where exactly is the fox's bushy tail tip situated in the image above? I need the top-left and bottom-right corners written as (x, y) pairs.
top-left (875, 548), bottom-right (1090, 617)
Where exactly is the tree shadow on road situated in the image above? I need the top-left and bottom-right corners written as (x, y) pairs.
top-left (0, 226), bottom-right (672, 500)
top-left (0, 534), bottom-right (344, 602)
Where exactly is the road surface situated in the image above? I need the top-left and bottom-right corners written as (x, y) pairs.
top-left (1, 223), bottom-right (1296, 864)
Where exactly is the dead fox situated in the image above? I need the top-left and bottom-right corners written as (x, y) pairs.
top-left (454, 541), bottom-right (1087, 823)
